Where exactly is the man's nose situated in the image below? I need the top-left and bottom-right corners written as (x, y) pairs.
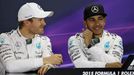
top-left (41, 19), bottom-right (46, 26)
top-left (95, 20), bottom-right (100, 26)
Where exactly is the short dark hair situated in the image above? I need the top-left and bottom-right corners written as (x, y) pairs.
top-left (18, 18), bottom-right (33, 29)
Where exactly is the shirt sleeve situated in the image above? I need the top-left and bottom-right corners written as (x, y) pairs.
top-left (41, 36), bottom-right (56, 68)
top-left (87, 35), bottom-right (123, 63)
top-left (41, 36), bottom-right (53, 58)
top-left (0, 34), bottom-right (43, 73)
top-left (104, 35), bottom-right (123, 62)
top-left (68, 36), bottom-right (106, 68)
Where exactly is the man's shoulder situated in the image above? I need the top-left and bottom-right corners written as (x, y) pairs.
top-left (0, 30), bottom-right (16, 38)
top-left (104, 30), bottom-right (122, 40)
top-left (36, 35), bottom-right (51, 42)
top-left (69, 33), bottom-right (82, 40)
top-left (68, 33), bottom-right (83, 46)
top-left (0, 30), bottom-right (16, 44)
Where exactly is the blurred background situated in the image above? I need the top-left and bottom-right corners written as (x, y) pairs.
top-left (0, 0), bottom-right (134, 68)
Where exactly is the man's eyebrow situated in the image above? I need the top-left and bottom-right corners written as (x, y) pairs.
top-left (88, 17), bottom-right (94, 19)
top-left (98, 15), bottom-right (104, 18)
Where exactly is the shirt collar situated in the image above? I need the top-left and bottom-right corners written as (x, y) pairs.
top-left (16, 27), bottom-right (40, 40)
top-left (17, 28), bottom-right (29, 40)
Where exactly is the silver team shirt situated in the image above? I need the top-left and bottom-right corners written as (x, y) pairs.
top-left (68, 30), bottom-right (123, 68)
top-left (0, 29), bottom-right (53, 72)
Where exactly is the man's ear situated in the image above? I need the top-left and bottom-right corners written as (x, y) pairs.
top-left (23, 20), bottom-right (31, 26)
top-left (83, 21), bottom-right (88, 29)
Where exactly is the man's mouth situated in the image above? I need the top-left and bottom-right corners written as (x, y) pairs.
top-left (40, 28), bottom-right (44, 30)
top-left (95, 27), bottom-right (99, 30)
top-left (40, 26), bottom-right (44, 29)
top-left (94, 26), bottom-right (102, 30)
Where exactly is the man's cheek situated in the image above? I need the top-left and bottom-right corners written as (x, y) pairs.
top-left (100, 22), bottom-right (105, 27)
top-left (87, 24), bottom-right (92, 30)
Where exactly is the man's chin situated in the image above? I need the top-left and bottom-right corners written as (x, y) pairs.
top-left (93, 31), bottom-right (103, 36)
top-left (39, 31), bottom-right (44, 35)
top-left (36, 31), bottom-right (44, 35)
top-left (39, 29), bottom-right (44, 34)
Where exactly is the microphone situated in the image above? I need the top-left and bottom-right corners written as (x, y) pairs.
top-left (26, 39), bottom-right (32, 44)
top-left (88, 37), bottom-right (100, 48)
top-left (91, 37), bottom-right (100, 46)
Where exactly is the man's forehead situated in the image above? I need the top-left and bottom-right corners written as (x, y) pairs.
top-left (32, 17), bottom-right (44, 19)
top-left (28, 18), bottom-right (44, 21)
top-left (88, 15), bottom-right (105, 19)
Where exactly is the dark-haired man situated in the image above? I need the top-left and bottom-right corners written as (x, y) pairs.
top-left (68, 3), bottom-right (123, 68)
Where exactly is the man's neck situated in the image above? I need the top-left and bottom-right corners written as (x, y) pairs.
top-left (19, 28), bottom-right (35, 39)
top-left (94, 34), bottom-right (102, 38)
top-left (93, 32), bottom-right (103, 38)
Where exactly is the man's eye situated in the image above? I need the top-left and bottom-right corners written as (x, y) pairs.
top-left (38, 19), bottom-right (42, 21)
top-left (98, 17), bottom-right (104, 20)
top-left (88, 18), bottom-right (95, 21)
top-left (34, 18), bottom-right (43, 21)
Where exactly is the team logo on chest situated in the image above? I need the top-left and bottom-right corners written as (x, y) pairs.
top-left (36, 42), bottom-right (41, 49)
top-left (104, 41), bottom-right (110, 49)
top-left (69, 40), bottom-right (73, 46)
top-left (0, 37), bottom-right (5, 44)
top-left (15, 41), bottom-right (22, 50)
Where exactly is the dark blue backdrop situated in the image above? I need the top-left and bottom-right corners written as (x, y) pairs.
top-left (0, 0), bottom-right (134, 68)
